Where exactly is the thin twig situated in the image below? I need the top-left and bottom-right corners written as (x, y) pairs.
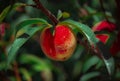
top-left (13, 62), bottom-right (21, 81)
top-left (33, 0), bottom-right (59, 26)
top-left (77, 39), bottom-right (102, 59)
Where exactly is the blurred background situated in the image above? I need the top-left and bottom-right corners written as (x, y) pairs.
top-left (0, 0), bottom-right (120, 81)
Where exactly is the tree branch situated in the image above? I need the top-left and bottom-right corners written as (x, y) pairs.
top-left (33, 0), bottom-right (59, 26)
top-left (13, 62), bottom-right (21, 81)
top-left (77, 39), bottom-right (102, 59)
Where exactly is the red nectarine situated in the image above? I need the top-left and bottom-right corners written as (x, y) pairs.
top-left (40, 25), bottom-right (76, 61)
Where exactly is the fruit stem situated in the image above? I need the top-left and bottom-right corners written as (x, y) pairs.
top-left (33, 0), bottom-right (59, 26)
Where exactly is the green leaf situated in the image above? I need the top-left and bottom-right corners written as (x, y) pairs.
top-left (57, 10), bottom-right (70, 20)
top-left (15, 18), bottom-right (48, 34)
top-left (19, 68), bottom-right (31, 81)
top-left (0, 5), bottom-right (11, 22)
top-left (7, 24), bottom-right (47, 67)
top-left (82, 56), bottom-right (100, 73)
top-left (97, 42), bottom-right (115, 75)
top-left (57, 10), bottom-right (63, 20)
top-left (72, 44), bottom-right (84, 60)
top-left (73, 61), bottom-right (82, 77)
top-left (104, 58), bottom-right (114, 75)
top-left (0, 3), bottom-right (27, 23)
top-left (80, 72), bottom-right (100, 81)
top-left (19, 54), bottom-right (50, 71)
top-left (12, 3), bottom-right (27, 10)
top-left (62, 12), bottom-right (70, 18)
top-left (20, 54), bottom-right (53, 81)
top-left (59, 19), bottom-right (99, 46)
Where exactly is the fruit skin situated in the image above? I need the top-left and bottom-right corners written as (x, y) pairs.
top-left (95, 34), bottom-right (109, 44)
top-left (92, 20), bottom-right (116, 32)
top-left (40, 25), bottom-right (76, 61)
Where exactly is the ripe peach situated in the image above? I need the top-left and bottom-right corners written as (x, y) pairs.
top-left (40, 25), bottom-right (76, 61)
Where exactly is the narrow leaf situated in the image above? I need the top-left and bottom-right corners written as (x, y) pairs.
top-left (15, 18), bottom-right (48, 34)
top-left (104, 58), bottom-right (114, 75)
top-left (0, 3), bottom-right (27, 23)
top-left (0, 6), bottom-right (11, 22)
top-left (19, 54), bottom-right (51, 71)
top-left (57, 10), bottom-right (62, 20)
top-left (20, 54), bottom-right (47, 67)
top-left (97, 42), bottom-right (115, 75)
top-left (12, 3), bottom-right (27, 10)
top-left (80, 72), bottom-right (100, 81)
top-left (82, 56), bottom-right (100, 73)
top-left (7, 25), bottom-right (47, 67)
top-left (62, 12), bottom-right (70, 18)
top-left (19, 68), bottom-right (31, 81)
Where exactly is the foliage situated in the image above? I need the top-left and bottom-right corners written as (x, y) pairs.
top-left (0, 0), bottom-right (120, 81)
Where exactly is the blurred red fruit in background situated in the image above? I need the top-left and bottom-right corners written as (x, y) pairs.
top-left (92, 20), bottom-right (116, 32)
top-left (92, 20), bottom-right (120, 55)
